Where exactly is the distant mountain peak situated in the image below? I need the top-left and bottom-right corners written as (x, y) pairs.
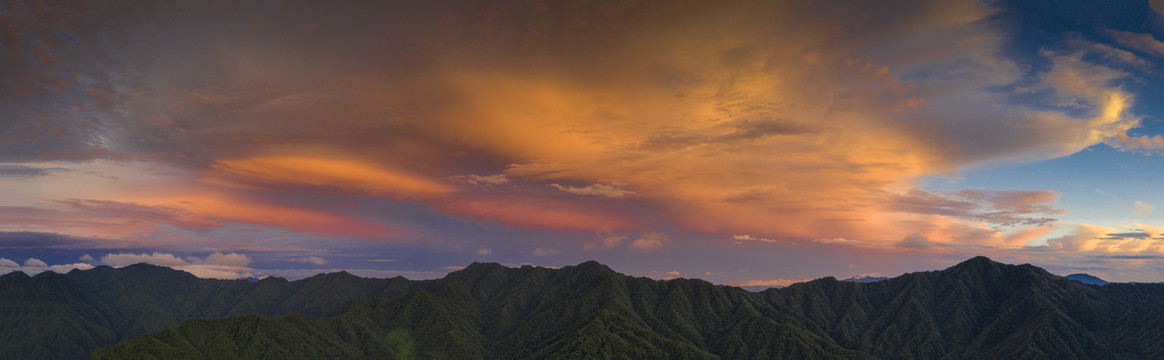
top-left (843, 275), bottom-right (889, 283)
top-left (962, 255), bottom-right (997, 265)
top-left (456, 261), bottom-right (509, 275)
top-left (573, 260), bottom-right (614, 272)
top-left (1066, 273), bottom-right (1109, 285)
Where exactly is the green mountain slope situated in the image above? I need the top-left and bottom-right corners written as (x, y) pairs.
top-left (93, 257), bottom-right (1164, 359)
top-left (9, 256), bottom-right (1164, 359)
top-left (0, 264), bottom-right (414, 359)
top-left (95, 261), bottom-right (868, 360)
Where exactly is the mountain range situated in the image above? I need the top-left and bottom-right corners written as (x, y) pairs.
top-left (6, 257), bottom-right (1164, 359)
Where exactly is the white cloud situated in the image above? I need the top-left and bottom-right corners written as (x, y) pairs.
top-left (47, 263), bottom-right (94, 273)
top-left (79, 254), bottom-right (94, 262)
top-left (549, 182), bottom-right (635, 198)
top-left (23, 258), bottom-right (47, 267)
top-left (733, 234), bottom-right (777, 243)
top-left (1047, 224), bottom-right (1118, 252)
top-left (203, 252), bottom-right (252, 266)
top-left (0, 258), bottom-right (94, 275)
top-left (1134, 201), bottom-right (1154, 216)
top-left (665, 270), bottom-right (681, 276)
top-left (532, 248), bottom-right (561, 256)
top-left (814, 238), bottom-right (872, 247)
top-left (175, 265), bottom-right (254, 279)
top-left (630, 232), bottom-right (669, 250)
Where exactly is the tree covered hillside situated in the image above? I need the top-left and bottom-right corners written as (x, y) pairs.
top-left (94, 257), bottom-right (1164, 359)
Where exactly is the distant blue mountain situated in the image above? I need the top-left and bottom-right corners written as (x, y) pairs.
top-left (1066, 273), bottom-right (1109, 285)
top-left (843, 275), bottom-right (889, 283)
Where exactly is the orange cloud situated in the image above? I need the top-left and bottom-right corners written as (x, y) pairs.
top-left (208, 156), bottom-right (454, 199)
top-left (8, 0), bottom-right (1157, 257)
top-left (138, 195), bottom-right (397, 239)
top-left (439, 199), bottom-right (638, 232)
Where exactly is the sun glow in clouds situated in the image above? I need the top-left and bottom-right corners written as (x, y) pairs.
top-left (2, 0), bottom-right (1164, 282)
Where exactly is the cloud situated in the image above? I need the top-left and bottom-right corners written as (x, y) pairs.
top-left (586, 228), bottom-right (629, 250)
top-left (3, 0), bottom-right (1162, 261)
top-left (0, 257), bottom-right (94, 275)
top-left (0, 231), bottom-right (124, 250)
top-left (208, 156), bottom-right (454, 200)
top-left (0, 165), bottom-right (69, 178)
top-left (532, 248), bottom-right (561, 256)
top-left (173, 265), bottom-right (254, 280)
top-left (449, 174), bottom-right (510, 186)
top-left (1046, 224), bottom-right (1156, 253)
top-left (895, 234), bottom-right (932, 249)
top-left (79, 254), bottom-right (94, 262)
top-left (549, 183), bottom-right (635, 198)
top-left (1103, 232), bottom-right (1150, 240)
top-left (47, 263), bottom-right (95, 273)
top-left (630, 232), bottom-right (669, 251)
top-left (665, 271), bottom-right (681, 277)
top-left (476, 248), bottom-right (491, 255)
top-left (1134, 201), bottom-right (1154, 216)
top-left (442, 199), bottom-right (638, 232)
top-left (813, 238), bottom-right (869, 247)
top-left (2, 195), bottom-right (397, 240)
top-left (0, 258), bottom-right (19, 268)
top-left (889, 189), bottom-right (1061, 227)
top-left (733, 234), bottom-right (778, 243)
top-left (725, 279), bottom-right (811, 288)
top-left (1104, 29), bottom-right (1164, 60)
top-left (0, 199), bottom-right (230, 241)
top-left (288, 256), bottom-right (327, 266)
top-left (23, 258), bottom-right (48, 267)
top-left (203, 252), bottom-right (252, 267)
top-left (100, 251), bottom-right (254, 279)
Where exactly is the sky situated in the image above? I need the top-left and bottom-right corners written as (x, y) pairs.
top-left (4, 0), bottom-right (1164, 285)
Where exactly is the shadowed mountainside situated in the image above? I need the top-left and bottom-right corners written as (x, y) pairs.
top-left (0, 264), bottom-right (414, 359)
top-left (90, 257), bottom-right (1164, 359)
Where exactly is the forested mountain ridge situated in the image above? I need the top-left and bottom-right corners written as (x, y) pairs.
top-left (0, 264), bottom-right (415, 359)
top-left (91, 257), bottom-right (1164, 359)
top-left (7, 257), bottom-right (1164, 359)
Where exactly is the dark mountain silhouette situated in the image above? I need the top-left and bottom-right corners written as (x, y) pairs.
top-left (7, 257), bottom-right (1164, 359)
top-left (0, 264), bottom-right (414, 359)
top-left (1066, 273), bottom-right (1110, 285)
top-left (80, 257), bottom-right (1164, 359)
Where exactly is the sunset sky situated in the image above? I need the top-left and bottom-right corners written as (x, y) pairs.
top-left (4, 0), bottom-right (1164, 285)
